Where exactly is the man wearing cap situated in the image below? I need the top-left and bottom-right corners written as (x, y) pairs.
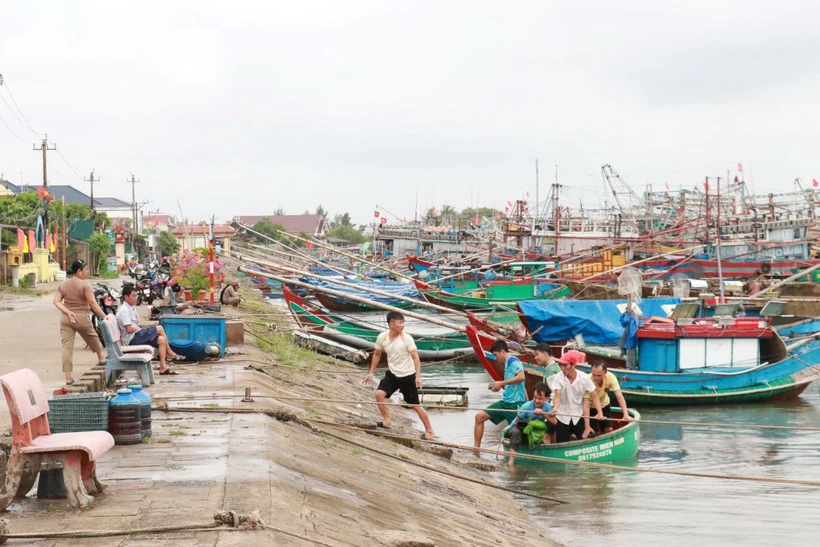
top-left (473, 340), bottom-right (526, 453)
top-left (548, 349), bottom-right (604, 442)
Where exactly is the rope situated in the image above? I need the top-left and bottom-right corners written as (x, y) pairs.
top-left (0, 510), bottom-right (266, 543)
top-left (309, 420), bottom-right (820, 488)
top-left (152, 395), bottom-right (820, 432)
top-left (150, 404), bottom-right (820, 488)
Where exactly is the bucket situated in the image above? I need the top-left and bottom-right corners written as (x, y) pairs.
top-left (108, 388), bottom-right (142, 445)
top-left (36, 464), bottom-right (66, 499)
top-left (128, 384), bottom-right (152, 439)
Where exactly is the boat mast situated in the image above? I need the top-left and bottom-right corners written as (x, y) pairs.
top-left (533, 158), bottom-right (539, 251)
top-left (715, 177), bottom-right (725, 301)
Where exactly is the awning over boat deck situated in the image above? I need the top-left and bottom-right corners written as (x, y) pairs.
top-left (519, 298), bottom-right (682, 345)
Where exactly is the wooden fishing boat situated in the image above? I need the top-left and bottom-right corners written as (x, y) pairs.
top-left (500, 408), bottom-right (641, 463)
top-left (314, 292), bottom-right (416, 312)
top-left (282, 286), bottom-right (473, 358)
top-left (414, 263), bottom-right (572, 312)
top-left (471, 299), bottom-right (820, 405)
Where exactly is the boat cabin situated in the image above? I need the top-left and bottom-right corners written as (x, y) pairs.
top-left (635, 301), bottom-right (787, 373)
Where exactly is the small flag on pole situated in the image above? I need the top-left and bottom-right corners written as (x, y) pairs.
top-left (664, 181), bottom-right (670, 190)
top-left (495, 213), bottom-right (501, 220)
top-left (525, 191), bottom-right (530, 197)
top-left (737, 163), bottom-right (743, 172)
top-left (507, 200), bottom-right (512, 207)
top-left (380, 217), bottom-right (387, 225)
top-left (374, 211), bottom-right (380, 218)
top-left (814, 179), bottom-right (819, 188)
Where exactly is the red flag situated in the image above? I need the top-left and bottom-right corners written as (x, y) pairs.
top-left (734, 176), bottom-right (740, 183)
top-left (495, 213), bottom-right (501, 220)
top-left (737, 163), bottom-right (743, 172)
top-left (504, 206), bottom-right (510, 213)
top-left (380, 217), bottom-right (387, 225)
top-left (507, 200), bottom-right (512, 207)
top-left (525, 191), bottom-right (530, 197)
top-left (704, 181), bottom-right (710, 192)
top-left (664, 181), bottom-right (670, 190)
top-left (814, 179), bottom-right (819, 188)
top-left (28, 230), bottom-right (36, 252)
top-left (374, 211), bottom-right (380, 218)
top-left (472, 214), bottom-right (480, 224)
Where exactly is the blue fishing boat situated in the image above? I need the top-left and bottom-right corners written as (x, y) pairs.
top-left (502, 300), bottom-right (820, 405)
top-left (301, 277), bottom-right (420, 312)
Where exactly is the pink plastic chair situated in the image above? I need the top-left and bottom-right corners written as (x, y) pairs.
top-left (0, 368), bottom-right (115, 509)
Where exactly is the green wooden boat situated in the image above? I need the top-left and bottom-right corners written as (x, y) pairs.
top-left (501, 408), bottom-right (641, 464)
top-left (283, 286), bottom-right (471, 353)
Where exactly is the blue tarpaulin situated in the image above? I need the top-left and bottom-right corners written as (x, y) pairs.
top-left (300, 277), bottom-right (420, 304)
top-left (518, 298), bottom-right (681, 345)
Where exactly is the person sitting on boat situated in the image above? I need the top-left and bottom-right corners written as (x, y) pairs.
top-left (504, 383), bottom-right (557, 469)
top-left (589, 362), bottom-right (634, 434)
top-left (549, 350), bottom-right (604, 443)
top-left (363, 311), bottom-right (436, 440)
top-left (473, 340), bottom-right (526, 454)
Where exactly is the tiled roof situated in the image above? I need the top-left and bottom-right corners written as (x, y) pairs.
top-left (145, 215), bottom-right (173, 224)
top-left (233, 214), bottom-right (325, 234)
top-left (94, 197), bottom-right (131, 208)
top-left (1, 180), bottom-right (22, 193)
top-left (10, 183), bottom-right (131, 208)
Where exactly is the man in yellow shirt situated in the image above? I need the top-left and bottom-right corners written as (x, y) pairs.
top-left (589, 362), bottom-right (634, 433)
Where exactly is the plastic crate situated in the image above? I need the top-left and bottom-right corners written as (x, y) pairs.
top-left (159, 315), bottom-right (227, 356)
top-left (48, 392), bottom-right (110, 433)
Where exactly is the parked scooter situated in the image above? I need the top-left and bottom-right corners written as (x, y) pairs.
top-left (91, 283), bottom-right (119, 346)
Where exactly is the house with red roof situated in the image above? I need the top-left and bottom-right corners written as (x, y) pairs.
top-left (233, 214), bottom-right (327, 238)
top-left (171, 222), bottom-right (235, 254)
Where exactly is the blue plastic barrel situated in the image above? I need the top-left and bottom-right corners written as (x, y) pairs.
top-left (108, 388), bottom-right (142, 445)
top-left (128, 384), bottom-right (152, 439)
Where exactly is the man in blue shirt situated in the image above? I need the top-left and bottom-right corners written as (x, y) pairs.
top-left (505, 382), bottom-right (556, 468)
top-left (473, 340), bottom-right (526, 454)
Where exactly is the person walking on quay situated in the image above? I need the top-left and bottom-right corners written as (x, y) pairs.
top-left (53, 259), bottom-right (108, 385)
top-left (363, 311), bottom-right (436, 440)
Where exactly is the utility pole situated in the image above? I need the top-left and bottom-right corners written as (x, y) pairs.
top-left (129, 173), bottom-right (140, 245)
top-left (33, 135), bottom-right (56, 247)
top-left (84, 170), bottom-right (97, 211)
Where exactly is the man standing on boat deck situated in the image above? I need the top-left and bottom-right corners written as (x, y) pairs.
top-left (589, 362), bottom-right (634, 433)
top-left (473, 340), bottom-right (526, 453)
top-left (549, 350), bottom-right (605, 442)
top-left (363, 311), bottom-right (436, 440)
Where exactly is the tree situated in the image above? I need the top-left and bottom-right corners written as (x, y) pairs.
top-left (330, 212), bottom-right (352, 229)
top-left (315, 205), bottom-right (328, 220)
top-left (88, 233), bottom-right (111, 274)
top-left (157, 230), bottom-right (180, 256)
top-left (92, 211), bottom-right (110, 232)
top-left (273, 206), bottom-right (285, 215)
top-left (252, 219), bottom-right (285, 242)
top-left (328, 225), bottom-right (367, 244)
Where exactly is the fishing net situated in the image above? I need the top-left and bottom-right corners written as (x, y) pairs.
top-left (618, 267), bottom-right (642, 304)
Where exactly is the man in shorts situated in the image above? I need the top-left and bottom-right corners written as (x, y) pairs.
top-left (504, 382), bottom-right (556, 469)
top-left (473, 340), bottom-right (526, 453)
top-left (117, 285), bottom-right (179, 375)
top-left (363, 311), bottom-right (436, 440)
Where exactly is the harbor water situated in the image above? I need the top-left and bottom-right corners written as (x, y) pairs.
top-left (422, 364), bottom-right (820, 546)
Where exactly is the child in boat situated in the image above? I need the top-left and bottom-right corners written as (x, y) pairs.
top-left (505, 383), bottom-right (557, 468)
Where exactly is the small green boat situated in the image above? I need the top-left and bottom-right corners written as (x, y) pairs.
top-left (501, 408), bottom-right (641, 464)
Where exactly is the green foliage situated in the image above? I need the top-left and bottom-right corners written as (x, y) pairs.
top-left (157, 231), bottom-right (180, 256)
top-left (0, 192), bottom-right (42, 226)
top-left (328, 224), bottom-right (367, 244)
top-left (192, 247), bottom-right (210, 258)
top-left (88, 232), bottom-right (111, 275)
top-left (93, 212), bottom-right (110, 231)
top-left (133, 234), bottom-right (148, 260)
top-left (252, 220), bottom-right (285, 242)
top-left (88, 233), bottom-right (111, 255)
top-left (329, 212), bottom-right (352, 229)
top-left (273, 206), bottom-right (285, 215)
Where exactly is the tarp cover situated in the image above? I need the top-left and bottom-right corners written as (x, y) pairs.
top-left (301, 277), bottom-right (420, 304)
top-left (519, 298), bottom-right (682, 345)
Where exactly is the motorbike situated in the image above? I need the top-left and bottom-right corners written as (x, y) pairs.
top-left (91, 284), bottom-right (119, 346)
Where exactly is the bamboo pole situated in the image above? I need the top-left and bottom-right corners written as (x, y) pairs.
top-left (748, 262), bottom-right (820, 297)
top-left (237, 266), bottom-right (466, 332)
top-left (236, 251), bottom-right (467, 317)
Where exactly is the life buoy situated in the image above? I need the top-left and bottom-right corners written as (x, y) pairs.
top-left (761, 263), bottom-right (772, 274)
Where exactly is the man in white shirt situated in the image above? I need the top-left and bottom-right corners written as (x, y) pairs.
top-left (364, 311), bottom-right (436, 440)
top-left (549, 349), bottom-right (604, 442)
top-left (117, 286), bottom-right (179, 375)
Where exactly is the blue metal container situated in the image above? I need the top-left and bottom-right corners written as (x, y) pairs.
top-left (128, 384), bottom-right (152, 439)
top-left (159, 315), bottom-right (227, 357)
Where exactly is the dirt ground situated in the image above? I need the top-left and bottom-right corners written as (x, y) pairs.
top-left (0, 281), bottom-right (560, 546)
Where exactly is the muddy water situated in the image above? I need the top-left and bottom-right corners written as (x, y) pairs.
top-left (423, 365), bottom-right (820, 547)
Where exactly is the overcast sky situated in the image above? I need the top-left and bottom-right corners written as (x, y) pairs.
top-left (2, 1), bottom-right (819, 227)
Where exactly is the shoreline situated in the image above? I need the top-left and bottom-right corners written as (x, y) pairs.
top-left (0, 278), bottom-right (560, 546)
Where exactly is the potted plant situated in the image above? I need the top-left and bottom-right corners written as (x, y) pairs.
top-left (173, 251), bottom-right (223, 301)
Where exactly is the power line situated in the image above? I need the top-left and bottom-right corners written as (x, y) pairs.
top-left (0, 90), bottom-right (38, 138)
top-left (0, 110), bottom-right (26, 142)
top-left (0, 75), bottom-right (39, 136)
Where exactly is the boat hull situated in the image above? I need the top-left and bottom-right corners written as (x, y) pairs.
top-left (501, 408), bottom-right (641, 464)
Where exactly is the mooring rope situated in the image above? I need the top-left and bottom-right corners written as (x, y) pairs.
top-left (152, 393), bottom-right (820, 432)
top-left (0, 510), bottom-right (337, 546)
top-left (151, 404), bottom-right (820, 488)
